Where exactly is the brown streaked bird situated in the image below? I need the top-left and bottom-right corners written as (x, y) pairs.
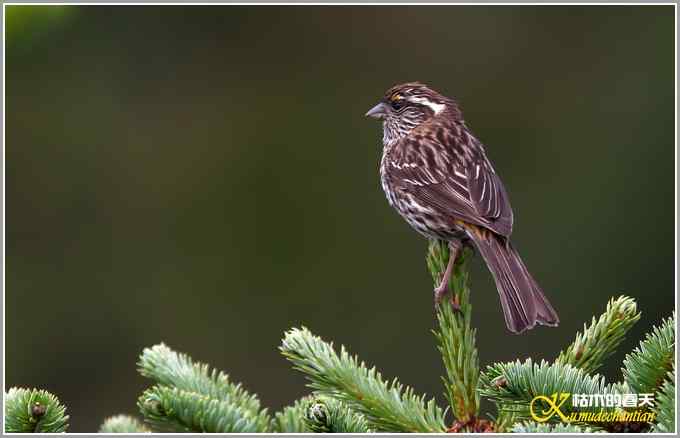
top-left (365, 82), bottom-right (559, 334)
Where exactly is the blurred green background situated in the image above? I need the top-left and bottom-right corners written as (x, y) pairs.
top-left (6, 5), bottom-right (674, 432)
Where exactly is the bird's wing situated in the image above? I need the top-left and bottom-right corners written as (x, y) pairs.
top-left (466, 156), bottom-right (514, 236)
top-left (388, 133), bottom-right (513, 237)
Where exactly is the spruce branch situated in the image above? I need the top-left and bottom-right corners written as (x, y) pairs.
top-left (137, 343), bottom-right (270, 431)
top-left (273, 396), bottom-right (313, 433)
top-left (137, 385), bottom-right (268, 432)
top-left (4, 387), bottom-right (69, 433)
top-left (99, 415), bottom-right (150, 433)
top-left (429, 241), bottom-right (480, 424)
top-left (138, 343), bottom-right (263, 415)
top-left (280, 326), bottom-right (446, 432)
top-left (511, 420), bottom-right (599, 433)
top-left (651, 370), bottom-right (675, 433)
top-left (555, 295), bottom-right (640, 374)
top-left (622, 312), bottom-right (675, 395)
top-left (479, 358), bottom-right (614, 423)
top-left (304, 396), bottom-right (373, 433)
top-left (609, 380), bottom-right (631, 396)
top-left (491, 409), bottom-right (519, 433)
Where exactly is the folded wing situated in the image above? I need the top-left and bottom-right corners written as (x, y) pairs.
top-left (388, 134), bottom-right (513, 237)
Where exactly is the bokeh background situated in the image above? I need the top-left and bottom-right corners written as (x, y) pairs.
top-left (5, 5), bottom-right (675, 432)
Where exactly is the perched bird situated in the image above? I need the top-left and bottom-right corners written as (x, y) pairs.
top-left (365, 82), bottom-right (559, 334)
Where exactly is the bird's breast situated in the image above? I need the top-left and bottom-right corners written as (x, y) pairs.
top-left (379, 153), bottom-right (397, 208)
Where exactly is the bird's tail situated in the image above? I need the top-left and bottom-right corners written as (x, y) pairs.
top-left (466, 226), bottom-right (559, 334)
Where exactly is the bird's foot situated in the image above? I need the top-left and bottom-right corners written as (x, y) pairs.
top-left (434, 282), bottom-right (448, 307)
top-left (433, 241), bottom-right (460, 308)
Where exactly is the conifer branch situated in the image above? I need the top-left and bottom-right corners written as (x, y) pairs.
top-left (651, 370), bottom-right (675, 433)
top-left (99, 415), bottom-right (150, 433)
top-left (622, 312), bottom-right (675, 395)
top-left (555, 295), bottom-right (640, 374)
top-left (491, 410), bottom-right (519, 433)
top-left (137, 343), bottom-right (271, 431)
top-left (137, 385), bottom-right (269, 432)
top-left (511, 421), bottom-right (599, 433)
top-left (272, 396), bottom-right (313, 433)
top-left (4, 387), bottom-right (69, 433)
top-left (429, 242), bottom-right (480, 424)
top-left (609, 380), bottom-right (631, 396)
top-left (280, 326), bottom-right (446, 432)
top-left (138, 343), bottom-right (264, 416)
top-left (8, 244), bottom-right (675, 433)
top-left (304, 396), bottom-right (373, 433)
top-left (479, 358), bottom-right (614, 423)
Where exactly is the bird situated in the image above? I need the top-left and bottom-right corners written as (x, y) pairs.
top-left (365, 82), bottom-right (559, 334)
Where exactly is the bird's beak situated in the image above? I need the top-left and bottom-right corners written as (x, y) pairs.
top-left (365, 102), bottom-right (386, 119)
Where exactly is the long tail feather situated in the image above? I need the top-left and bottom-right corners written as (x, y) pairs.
top-left (467, 228), bottom-right (559, 334)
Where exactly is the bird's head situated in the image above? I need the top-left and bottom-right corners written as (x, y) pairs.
top-left (365, 82), bottom-right (460, 143)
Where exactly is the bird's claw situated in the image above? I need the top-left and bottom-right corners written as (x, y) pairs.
top-left (434, 286), bottom-right (447, 308)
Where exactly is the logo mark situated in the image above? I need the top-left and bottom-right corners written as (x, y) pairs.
top-left (529, 392), bottom-right (571, 422)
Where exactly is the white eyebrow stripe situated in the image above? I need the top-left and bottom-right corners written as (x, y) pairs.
top-left (407, 96), bottom-right (446, 114)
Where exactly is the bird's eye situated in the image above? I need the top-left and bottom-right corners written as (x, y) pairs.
top-left (391, 99), bottom-right (405, 110)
